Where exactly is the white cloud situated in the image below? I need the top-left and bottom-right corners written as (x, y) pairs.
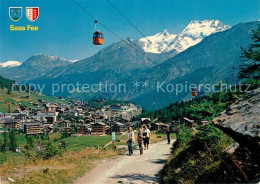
top-left (0, 61), bottom-right (22, 68)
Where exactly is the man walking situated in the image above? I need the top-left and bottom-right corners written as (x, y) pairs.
top-left (166, 127), bottom-right (171, 144)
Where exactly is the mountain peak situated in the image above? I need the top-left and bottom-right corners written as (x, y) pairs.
top-left (139, 29), bottom-right (177, 53)
top-left (159, 29), bottom-right (170, 36)
top-left (139, 19), bottom-right (231, 54)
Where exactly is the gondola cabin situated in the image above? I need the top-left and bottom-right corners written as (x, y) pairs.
top-left (191, 87), bottom-right (198, 97)
top-left (93, 31), bottom-right (104, 45)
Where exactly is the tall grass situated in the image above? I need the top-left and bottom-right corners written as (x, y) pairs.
top-left (0, 148), bottom-right (116, 184)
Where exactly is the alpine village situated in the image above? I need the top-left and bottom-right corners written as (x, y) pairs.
top-left (0, 7), bottom-right (259, 184)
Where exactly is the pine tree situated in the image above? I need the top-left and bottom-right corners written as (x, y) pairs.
top-left (239, 25), bottom-right (260, 79)
top-left (2, 131), bottom-right (8, 152)
top-left (9, 130), bottom-right (17, 152)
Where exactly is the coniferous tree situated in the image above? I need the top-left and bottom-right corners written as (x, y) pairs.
top-left (239, 25), bottom-right (260, 79)
top-left (2, 131), bottom-right (8, 152)
top-left (9, 130), bottom-right (17, 152)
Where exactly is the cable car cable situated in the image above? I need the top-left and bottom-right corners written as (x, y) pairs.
top-left (105, 0), bottom-right (196, 84)
top-left (71, 0), bottom-right (197, 96)
top-left (71, 0), bottom-right (180, 78)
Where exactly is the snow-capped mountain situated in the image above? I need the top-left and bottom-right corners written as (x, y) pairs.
top-left (0, 61), bottom-right (22, 68)
top-left (139, 20), bottom-right (231, 53)
top-left (139, 29), bottom-right (177, 53)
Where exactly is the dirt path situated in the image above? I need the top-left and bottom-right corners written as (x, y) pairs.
top-left (74, 140), bottom-right (174, 184)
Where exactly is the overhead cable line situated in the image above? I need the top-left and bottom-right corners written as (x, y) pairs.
top-left (105, 0), bottom-right (197, 84)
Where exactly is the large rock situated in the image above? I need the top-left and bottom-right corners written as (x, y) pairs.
top-left (213, 88), bottom-right (260, 138)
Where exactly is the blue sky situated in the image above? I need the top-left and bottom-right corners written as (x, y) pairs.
top-left (1, 0), bottom-right (259, 62)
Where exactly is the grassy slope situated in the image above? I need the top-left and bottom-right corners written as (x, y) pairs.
top-left (0, 88), bottom-right (69, 113)
top-left (162, 125), bottom-right (237, 183)
top-left (0, 132), bottom-right (116, 183)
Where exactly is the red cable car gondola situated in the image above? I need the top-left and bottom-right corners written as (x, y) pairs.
top-left (93, 20), bottom-right (104, 45)
top-left (191, 82), bottom-right (198, 97)
top-left (191, 87), bottom-right (198, 97)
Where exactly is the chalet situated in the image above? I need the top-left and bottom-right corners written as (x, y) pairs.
top-left (63, 111), bottom-right (78, 117)
top-left (3, 118), bottom-right (21, 130)
top-left (77, 124), bottom-right (91, 134)
top-left (59, 120), bottom-right (71, 128)
top-left (44, 124), bottom-right (54, 134)
top-left (183, 117), bottom-right (195, 128)
top-left (32, 108), bottom-right (45, 115)
top-left (199, 120), bottom-right (209, 125)
top-left (45, 104), bottom-right (56, 112)
top-left (151, 122), bottom-right (164, 130)
top-left (110, 104), bottom-right (122, 111)
top-left (0, 112), bottom-right (4, 117)
top-left (91, 122), bottom-right (109, 135)
top-left (111, 122), bottom-right (125, 134)
top-left (34, 112), bottom-right (57, 123)
top-left (141, 118), bottom-right (151, 125)
top-left (22, 123), bottom-right (43, 134)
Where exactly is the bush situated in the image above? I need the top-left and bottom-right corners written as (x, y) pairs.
top-left (39, 140), bottom-right (62, 159)
top-left (195, 124), bottom-right (222, 148)
top-left (176, 125), bottom-right (193, 144)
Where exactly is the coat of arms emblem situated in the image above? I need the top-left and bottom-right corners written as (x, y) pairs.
top-left (9, 7), bottom-right (22, 21)
top-left (26, 7), bottom-right (39, 21)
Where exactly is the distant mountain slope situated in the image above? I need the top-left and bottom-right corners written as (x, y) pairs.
top-left (1, 21), bottom-right (257, 110)
top-left (29, 39), bottom-right (161, 97)
top-left (139, 20), bottom-right (230, 54)
top-left (0, 76), bottom-right (14, 89)
top-left (0, 54), bottom-right (73, 83)
top-left (30, 21), bottom-right (257, 110)
top-left (0, 76), bottom-right (69, 113)
top-left (129, 21), bottom-right (257, 109)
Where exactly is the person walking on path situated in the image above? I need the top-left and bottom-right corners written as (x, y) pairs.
top-left (126, 127), bottom-right (134, 156)
top-left (143, 126), bottom-right (151, 150)
top-left (137, 128), bottom-right (144, 155)
top-left (166, 127), bottom-right (171, 144)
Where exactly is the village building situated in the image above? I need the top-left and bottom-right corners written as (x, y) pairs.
top-left (91, 122), bottom-right (109, 135)
top-left (22, 123), bottom-right (43, 134)
top-left (151, 122), bottom-right (164, 130)
top-left (3, 118), bottom-right (22, 129)
top-left (141, 118), bottom-right (151, 125)
top-left (45, 103), bottom-right (56, 112)
top-left (183, 117), bottom-right (195, 128)
top-left (111, 122), bottom-right (125, 134)
top-left (77, 124), bottom-right (91, 134)
top-left (0, 112), bottom-right (5, 117)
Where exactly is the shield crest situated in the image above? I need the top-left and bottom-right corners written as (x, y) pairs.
top-left (26, 7), bottom-right (39, 21)
top-left (9, 7), bottom-right (22, 21)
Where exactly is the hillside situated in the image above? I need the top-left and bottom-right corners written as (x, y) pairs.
top-left (129, 21), bottom-right (258, 109)
top-left (0, 76), bottom-right (14, 90)
top-left (0, 54), bottom-right (73, 83)
top-left (0, 76), bottom-right (69, 113)
top-left (161, 86), bottom-right (259, 183)
top-left (25, 21), bottom-right (258, 110)
top-left (0, 21), bottom-right (258, 110)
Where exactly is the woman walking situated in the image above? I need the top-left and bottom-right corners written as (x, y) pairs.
top-left (143, 126), bottom-right (151, 150)
top-left (137, 128), bottom-right (144, 155)
top-left (126, 127), bottom-right (134, 156)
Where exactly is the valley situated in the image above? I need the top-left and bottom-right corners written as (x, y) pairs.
top-left (0, 6), bottom-right (259, 183)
